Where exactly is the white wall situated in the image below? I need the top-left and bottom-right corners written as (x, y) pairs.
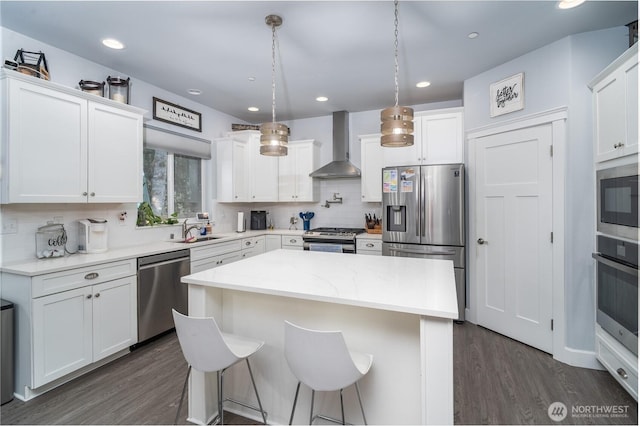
top-left (0, 26), bottom-right (460, 263)
top-left (463, 26), bottom-right (629, 353)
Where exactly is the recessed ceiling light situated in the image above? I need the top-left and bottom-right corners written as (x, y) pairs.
top-left (102, 38), bottom-right (124, 50)
top-left (416, 81), bottom-right (431, 88)
top-left (316, 96), bottom-right (328, 102)
top-left (187, 89), bottom-right (202, 95)
top-left (248, 107), bottom-right (259, 112)
top-left (558, 0), bottom-right (585, 9)
top-left (467, 32), bottom-right (479, 39)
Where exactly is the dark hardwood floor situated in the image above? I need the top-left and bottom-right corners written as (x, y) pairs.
top-left (1, 323), bottom-right (637, 425)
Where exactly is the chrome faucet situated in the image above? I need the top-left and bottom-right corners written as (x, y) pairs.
top-left (182, 219), bottom-right (201, 239)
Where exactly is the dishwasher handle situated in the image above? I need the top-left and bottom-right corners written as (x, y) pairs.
top-left (138, 256), bottom-right (190, 271)
top-left (138, 249), bottom-right (190, 268)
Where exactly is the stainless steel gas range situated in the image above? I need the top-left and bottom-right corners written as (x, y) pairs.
top-left (302, 227), bottom-right (366, 253)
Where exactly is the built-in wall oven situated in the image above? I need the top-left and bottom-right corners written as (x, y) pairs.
top-left (593, 235), bottom-right (638, 356)
top-left (597, 162), bottom-right (639, 240)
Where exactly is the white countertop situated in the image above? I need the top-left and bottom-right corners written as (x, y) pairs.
top-left (0, 229), bottom-right (305, 276)
top-left (182, 249), bottom-right (458, 319)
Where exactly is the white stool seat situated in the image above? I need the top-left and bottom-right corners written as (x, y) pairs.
top-left (172, 309), bottom-right (267, 425)
top-left (284, 321), bottom-right (373, 424)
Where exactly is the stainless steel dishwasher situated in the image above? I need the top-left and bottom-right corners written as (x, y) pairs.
top-left (137, 249), bottom-right (190, 343)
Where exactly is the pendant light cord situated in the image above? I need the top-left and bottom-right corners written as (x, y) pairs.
top-left (271, 23), bottom-right (277, 124)
top-left (394, 0), bottom-right (400, 108)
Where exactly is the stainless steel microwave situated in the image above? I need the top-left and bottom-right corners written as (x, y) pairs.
top-left (597, 163), bottom-right (639, 241)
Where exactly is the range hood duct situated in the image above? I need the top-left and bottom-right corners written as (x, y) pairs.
top-left (309, 111), bottom-right (361, 179)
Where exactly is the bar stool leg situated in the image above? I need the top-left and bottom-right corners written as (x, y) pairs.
top-left (309, 389), bottom-right (315, 425)
top-left (175, 366), bottom-right (191, 425)
top-left (339, 388), bottom-right (345, 425)
top-left (289, 382), bottom-right (301, 425)
top-left (245, 359), bottom-right (267, 424)
top-left (355, 382), bottom-right (367, 425)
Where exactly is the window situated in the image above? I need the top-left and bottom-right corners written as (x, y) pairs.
top-left (142, 125), bottom-right (211, 220)
top-left (143, 148), bottom-right (202, 218)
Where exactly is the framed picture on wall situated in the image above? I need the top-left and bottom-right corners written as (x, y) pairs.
top-left (490, 73), bottom-right (524, 117)
top-left (153, 97), bottom-right (202, 132)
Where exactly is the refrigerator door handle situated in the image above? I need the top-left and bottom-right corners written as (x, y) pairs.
top-left (419, 170), bottom-right (426, 238)
top-left (389, 247), bottom-right (457, 256)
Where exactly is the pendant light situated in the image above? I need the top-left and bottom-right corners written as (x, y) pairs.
top-left (260, 14), bottom-right (288, 156)
top-left (380, 0), bottom-right (414, 147)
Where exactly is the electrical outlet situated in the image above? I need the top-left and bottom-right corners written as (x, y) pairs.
top-left (1, 218), bottom-right (18, 234)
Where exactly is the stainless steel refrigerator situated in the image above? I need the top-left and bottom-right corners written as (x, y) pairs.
top-left (382, 164), bottom-right (466, 321)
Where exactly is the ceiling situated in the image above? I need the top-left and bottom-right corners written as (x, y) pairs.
top-left (1, 1), bottom-right (637, 123)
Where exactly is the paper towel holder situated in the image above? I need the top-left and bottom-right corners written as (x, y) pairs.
top-left (236, 211), bottom-right (246, 233)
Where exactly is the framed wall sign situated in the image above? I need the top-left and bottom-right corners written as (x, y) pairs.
top-left (490, 73), bottom-right (524, 117)
top-left (153, 97), bottom-right (202, 132)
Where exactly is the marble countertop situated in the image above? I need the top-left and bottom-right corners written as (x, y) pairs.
top-left (1, 229), bottom-right (305, 276)
top-left (182, 249), bottom-right (458, 319)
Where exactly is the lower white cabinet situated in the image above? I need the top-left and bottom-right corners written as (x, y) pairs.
top-left (282, 235), bottom-right (304, 250)
top-left (265, 234), bottom-right (282, 251)
top-left (2, 259), bottom-right (137, 399)
top-left (596, 325), bottom-right (638, 400)
top-left (32, 276), bottom-right (136, 387)
top-left (191, 251), bottom-right (242, 273)
top-left (190, 240), bottom-right (242, 272)
top-left (356, 238), bottom-right (382, 255)
top-left (241, 236), bottom-right (266, 259)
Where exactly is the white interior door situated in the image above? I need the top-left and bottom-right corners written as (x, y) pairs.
top-left (475, 124), bottom-right (553, 353)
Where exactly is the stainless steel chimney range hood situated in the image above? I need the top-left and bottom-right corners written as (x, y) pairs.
top-left (309, 111), bottom-right (361, 179)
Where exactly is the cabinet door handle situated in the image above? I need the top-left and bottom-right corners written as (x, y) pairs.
top-left (614, 142), bottom-right (625, 149)
top-left (290, 239), bottom-right (297, 243)
top-left (90, 192), bottom-right (95, 197)
top-left (82, 192), bottom-right (88, 196)
top-left (366, 243), bottom-right (374, 248)
top-left (94, 293), bottom-right (100, 298)
top-left (245, 241), bottom-right (251, 246)
top-left (86, 294), bottom-right (92, 299)
top-left (84, 272), bottom-right (99, 280)
top-left (617, 368), bottom-right (628, 379)
top-left (477, 238), bottom-right (488, 245)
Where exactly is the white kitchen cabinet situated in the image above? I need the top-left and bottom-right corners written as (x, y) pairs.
top-left (241, 236), bottom-right (265, 259)
top-left (265, 234), bottom-right (282, 251)
top-left (32, 276), bottom-right (136, 388)
top-left (190, 240), bottom-right (243, 272)
top-left (382, 107), bottom-right (464, 167)
top-left (216, 131), bottom-right (279, 202)
top-left (2, 258), bottom-right (137, 399)
top-left (279, 140), bottom-right (319, 202)
top-left (596, 325), bottom-right (638, 400)
top-left (590, 44), bottom-right (638, 163)
top-left (356, 237), bottom-right (382, 255)
top-left (360, 134), bottom-right (383, 202)
top-left (281, 234), bottom-right (304, 250)
top-left (0, 69), bottom-right (144, 204)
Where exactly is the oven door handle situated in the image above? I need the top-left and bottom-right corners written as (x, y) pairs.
top-left (592, 253), bottom-right (638, 277)
top-left (389, 247), bottom-right (457, 256)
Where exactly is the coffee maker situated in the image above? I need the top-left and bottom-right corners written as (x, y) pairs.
top-left (78, 219), bottom-right (108, 253)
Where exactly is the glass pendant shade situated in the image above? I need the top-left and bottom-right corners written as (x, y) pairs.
top-left (260, 122), bottom-right (288, 156)
top-left (381, 106), bottom-right (414, 147)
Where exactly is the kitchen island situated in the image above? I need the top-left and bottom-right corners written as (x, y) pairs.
top-left (181, 249), bottom-right (458, 425)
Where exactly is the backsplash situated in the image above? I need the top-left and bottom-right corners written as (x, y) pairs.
top-left (0, 179), bottom-right (381, 264)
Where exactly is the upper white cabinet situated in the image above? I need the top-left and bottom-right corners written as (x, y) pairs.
top-left (360, 134), bottom-right (383, 202)
top-left (278, 139), bottom-right (319, 202)
top-left (383, 107), bottom-right (464, 167)
top-left (360, 108), bottom-right (464, 201)
top-left (590, 44), bottom-right (638, 163)
top-left (0, 70), bottom-right (144, 204)
top-left (216, 131), bottom-right (279, 202)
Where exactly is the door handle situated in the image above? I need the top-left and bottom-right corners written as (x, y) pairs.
top-left (617, 368), bottom-right (628, 379)
top-left (477, 238), bottom-right (487, 245)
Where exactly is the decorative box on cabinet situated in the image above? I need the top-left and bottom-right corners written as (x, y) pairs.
top-left (589, 44), bottom-right (638, 163)
top-left (0, 69), bottom-right (144, 204)
top-left (382, 107), bottom-right (464, 167)
top-left (1, 259), bottom-right (137, 400)
top-left (279, 140), bottom-right (319, 202)
top-left (216, 131), bottom-right (279, 202)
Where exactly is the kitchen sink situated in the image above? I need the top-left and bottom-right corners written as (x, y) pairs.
top-left (176, 235), bottom-right (223, 243)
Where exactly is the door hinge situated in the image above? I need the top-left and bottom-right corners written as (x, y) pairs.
top-left (550, 145), bottom-right (553, 157)
top-left (550, 232), bottom-right (553, 243)
top-left (551, 319), bottom-right (554, 331)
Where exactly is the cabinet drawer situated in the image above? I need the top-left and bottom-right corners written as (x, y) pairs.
top-left (242, 236), bottom-right (264, 249)
top-left (282, 235), bottom-right (303, 248)
top-left (32, 259), bottom-right (136, 298)
top-left (597, 332), bottom-right (638, 399)
top-left (357, 238), bottom-right (382, 252)
top-left (191, 251), bottom-right (242, 273)
top-left (190, 240), bottom-right (242, 262)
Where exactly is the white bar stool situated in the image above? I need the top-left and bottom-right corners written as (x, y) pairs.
top-left (284, 321), bottom-right (373, 425)
top-left (172, 309), bottom-right (268, 425)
